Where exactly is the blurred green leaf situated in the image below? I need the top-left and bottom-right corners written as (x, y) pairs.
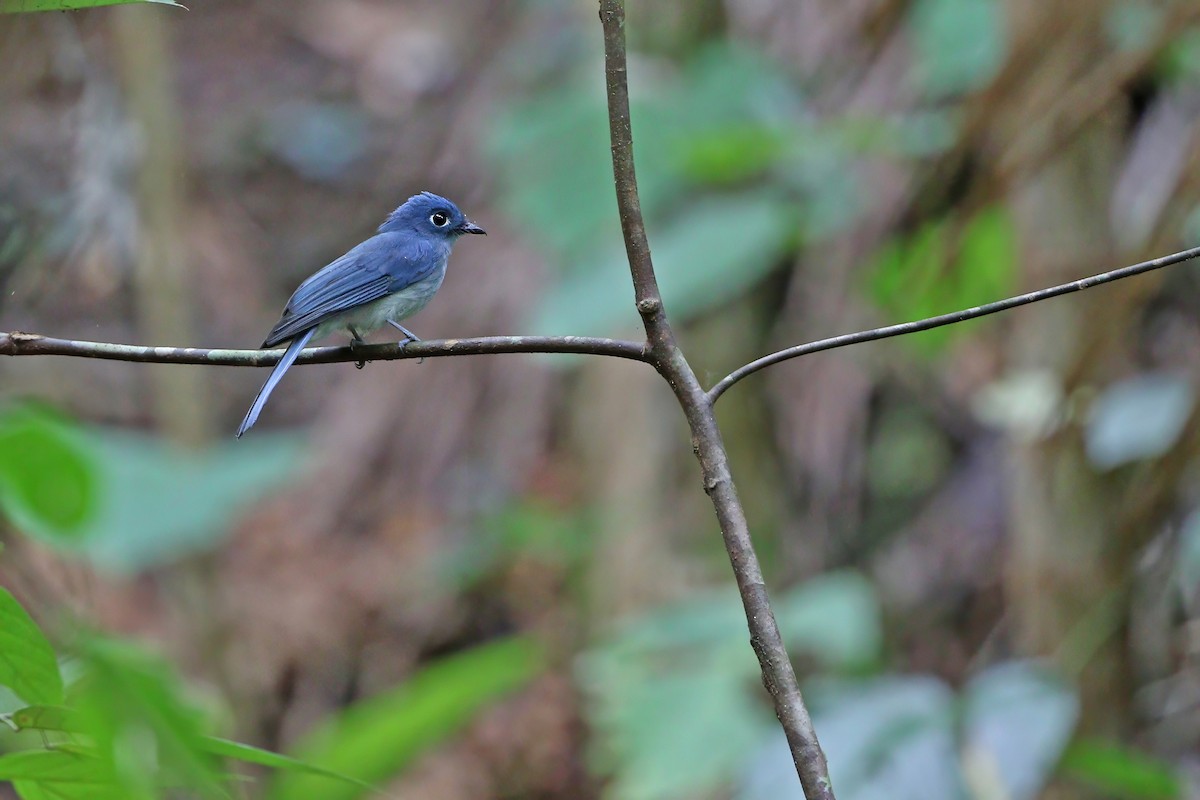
top-left (6, 709), bottom-right (372, 792)
top-left (0, 405), bottom-right (98, 540)
top-left (12, 427), bottom-right (303, 572)
top-left (867, 206), bottom-right (1015, 355)
top-left (0, 0), bottom-right (182, 11)
top-left (1084, 374), bottom-right (1195, 470)
top-left (268, 636), bottom-right (543, 800)
top-left (203, 737), bottom-right (376, 792)
top-left (74, 637), bottom-right (226, 798)
top-left (909, 0), bottom-right (1006, 97)
top-left (962, 661), bottom-right (1078, 800)
top-left (488, 43), bottom-right (804, 270)
top-left (534, 191), bottom-right (796, 336)
top-left (0, 749), bottom-right (123, 800)
top-left (676, 126), bottom-right (793, 184)
top-left (0, 587), bottom-right (64, 707)
top-left (1060, 738), bottom-right (1182, 800)
top-left (486, 89), bottom-right (664, 262)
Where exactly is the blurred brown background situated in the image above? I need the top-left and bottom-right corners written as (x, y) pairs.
top-left (2, 0), bottom-right (1200, 798)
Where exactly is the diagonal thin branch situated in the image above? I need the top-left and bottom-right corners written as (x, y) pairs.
top-left (708, 244), bottom-right (1200, 403)
top-left (0, 331), bottom-right (648, 366)
top-left (599, 2), bottom-right (834, 798)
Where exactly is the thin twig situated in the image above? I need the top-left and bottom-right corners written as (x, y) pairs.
top-left (708, 244), bottom-right (1200, 403)
top-left (0, 331), bottom-right (648, 365)
top-left (600, 2), bottom-right (834, 798)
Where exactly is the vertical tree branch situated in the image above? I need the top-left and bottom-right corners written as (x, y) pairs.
top-left (599, 3), bottom-right (834, 797)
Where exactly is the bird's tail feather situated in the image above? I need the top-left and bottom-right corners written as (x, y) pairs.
top-left (235, 329), bottom-right (316, 438)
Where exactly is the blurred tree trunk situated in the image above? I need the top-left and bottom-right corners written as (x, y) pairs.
top-left (1001, 0), bottom-right (1133, 768)
top-left (112, 7), bottom-right (211, 444)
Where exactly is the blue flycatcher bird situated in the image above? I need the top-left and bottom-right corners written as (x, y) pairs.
top-left (235, 191), bottom-right (485, 438)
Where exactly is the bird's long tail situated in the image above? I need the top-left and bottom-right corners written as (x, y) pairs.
top-left (235, 329), bottom-right (316, 438)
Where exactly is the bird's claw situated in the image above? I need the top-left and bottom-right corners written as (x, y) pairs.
top-left (349, 332), bottom-right (369, 369)
top-left (399, 337), bottom-right (425, 365)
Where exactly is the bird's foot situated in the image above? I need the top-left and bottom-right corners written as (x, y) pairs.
top-left (388, 320), bottom-right (424, 363)
top-left (349, 328), bottom-right (367, 369)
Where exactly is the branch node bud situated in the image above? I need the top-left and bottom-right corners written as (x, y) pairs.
top-left (637, 297), bottom-right (661, 315)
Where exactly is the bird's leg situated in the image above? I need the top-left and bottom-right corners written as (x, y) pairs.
top-left (387, 320), bottom-right (421, 344)
top-left (387, 320), bottom-right (424, 364)
top-left (348, 326), bottom-right (367, 369)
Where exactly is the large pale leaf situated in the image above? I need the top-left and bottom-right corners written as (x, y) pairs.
top-left (533, 191), bottom-right (796, 337)
top-left (0, 405), bottom-right (97, 540)
top-left (962, 661), bottom-right (1078, 800)
top-left (739, 663), bottom-right (1078, 800)
top-left (1084, 374), bottom-right (1195, 469)
top-left (740, 676), bottom-right (962, 800)
top-left (583, 572), bottom-right (882, 799)
top-left (11, 427), bottom-right (303, 572)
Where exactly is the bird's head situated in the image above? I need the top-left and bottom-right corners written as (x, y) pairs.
top-left (378, 191), bottom-right (486, 238)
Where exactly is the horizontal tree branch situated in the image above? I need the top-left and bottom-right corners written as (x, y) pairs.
top-left (708, 244), bottom-right (1200, 403)
top-left (0, 331), bottom-right (649, 366)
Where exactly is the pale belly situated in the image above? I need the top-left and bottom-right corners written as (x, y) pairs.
top-left (313, 267), bottom-right (446, 341)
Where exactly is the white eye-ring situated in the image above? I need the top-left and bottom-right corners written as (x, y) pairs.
top-left (430, 211), bottom-right (450, 227)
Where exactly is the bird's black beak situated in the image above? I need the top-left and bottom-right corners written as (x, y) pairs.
top-left (458, 220), bottom-right (486, 235)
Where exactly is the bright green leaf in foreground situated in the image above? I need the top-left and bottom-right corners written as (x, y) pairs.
top-left (0, 0), bottom-right (182, 12)
top-left (7, 712), bottom-right (372, 792)
top-left (0, 749), bottom-right (123, 800)
top-left (268, 636), bottom-right (543, 800)
top-left (73, 638), bottom-right (226, 798)
top-left (0, 588), bottom-right (64, 707)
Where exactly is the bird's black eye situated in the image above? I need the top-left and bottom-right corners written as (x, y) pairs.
top-left (430, 211), bottom-right (450, 227)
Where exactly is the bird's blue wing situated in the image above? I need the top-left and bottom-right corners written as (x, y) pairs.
top-left (262, 232), bottom-right (436, 347)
